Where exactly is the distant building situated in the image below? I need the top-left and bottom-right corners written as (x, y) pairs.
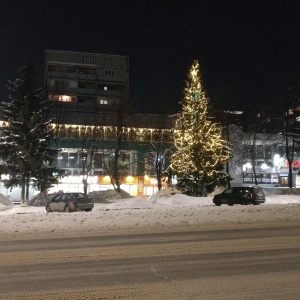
top-left (45, 50), bottom-right (129, 109)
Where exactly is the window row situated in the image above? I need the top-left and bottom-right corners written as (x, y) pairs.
top-left (57, 152), bottom-right (129, 168)
top-left (54, 150), bottom-right (164, 177)
top-left (50, 82), bottom-right (127, 93)
top-left (47, 65), bottom-right (121, 76)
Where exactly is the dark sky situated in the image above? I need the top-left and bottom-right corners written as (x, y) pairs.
top-left (1, 0), bottom-right (300, 112)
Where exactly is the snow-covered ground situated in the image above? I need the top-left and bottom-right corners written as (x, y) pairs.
top-left (0, 191), bottom-right (300, 237)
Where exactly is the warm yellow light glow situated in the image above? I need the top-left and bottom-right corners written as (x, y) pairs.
top-left (103, 175), bottom-right (111, 183)
top-left (144, 175), bottom-right (150, 182)
top-left (126, 176), bottom-right (134, 183)
top-left (59, 95), bottom-right (72, 102)
top-left (191, 69), bottom-right (197, 77)
top-left (47, 123), bottom-right (172, 142)
top-left (170, 59), bottom-right (231, 182)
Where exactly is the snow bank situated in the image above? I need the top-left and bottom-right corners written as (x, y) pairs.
top-left (0, 193), bottom-right (299, 236)
top-left (0, 203), bottom-right (6, 212)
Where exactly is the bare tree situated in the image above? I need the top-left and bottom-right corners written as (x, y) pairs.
top-left (265, 85), bottom-right (300, 188)
top-left (212, 84), bottom-right (241, 187)
top-left (103, 90), bottom-right (131, 193)
top-left (77, 124), bottom-right (102, 194)
top-left (140, 94), bottom-right (175, 191)
top-left (145, 129), bottom-right (174, 191)
top-left (282, 92), bottom-right (300, 188)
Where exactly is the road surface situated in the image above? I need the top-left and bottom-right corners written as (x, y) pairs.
top-left (0, 223), bottom-right (299, 299)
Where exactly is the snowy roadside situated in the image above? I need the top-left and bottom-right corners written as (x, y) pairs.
top-left (0, 194), bottom-right (299, 237)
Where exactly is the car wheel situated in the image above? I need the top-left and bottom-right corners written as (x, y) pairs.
top-left (64, 205), bottom-right (71, 212)
top-left (241, 200), bottom-right (247, 205)
top-left (46, 204), bottom-right (52, 212)
top-left (85, 209), bottom-right (92, 212)
top-left (228, 203), bottom-right (234, 206)
top-left (215, 202), bottom-right (221, 206)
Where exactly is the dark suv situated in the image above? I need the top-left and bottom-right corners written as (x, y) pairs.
top-left (213, 186), bottom-right (265, 206)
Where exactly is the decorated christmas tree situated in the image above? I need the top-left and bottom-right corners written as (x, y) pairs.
top-left (169, 60), bottom-right (231, 195)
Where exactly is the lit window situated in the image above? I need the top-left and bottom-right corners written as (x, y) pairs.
top-left (104, 86), bottom-right (107, 90)
top-left (50, 95), bottom-right (74, 102)
top-left (59, 95), bottom-right (72, 102)
top-left (100, 100), bottom-right (108, 105)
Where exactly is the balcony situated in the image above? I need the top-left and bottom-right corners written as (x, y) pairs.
top-left (96, 90), bottom-right (122, 97)
top-left (78, 88), bottom-right (97, 95)
top-left (47, 72), bottom-right (77, 79)
top-left (97, 74), bottom-right (128, 82)
top-left (48, 87), bottom-right (78, 94)
top-left (79, 74), bottom-right (97, 81)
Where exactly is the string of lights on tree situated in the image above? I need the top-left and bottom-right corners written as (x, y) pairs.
top-left (170, 60), bottom-right (231, 185)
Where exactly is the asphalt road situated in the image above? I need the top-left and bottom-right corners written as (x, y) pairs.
top-left (0, 223), bottom-right (299, 299)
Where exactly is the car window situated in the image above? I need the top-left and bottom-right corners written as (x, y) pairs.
top-left (223, 188), bottom-right (232, 194)
top-left (72, 193), bottom-right (85, 198)
top-left (53, 194), bottom-right (62, 202)
top-left (61, 194), bottom-right (69, 201)
top-left (232, 188), bottom-right (242, 194)
top-left (71, 193), bottom-right (81, 198)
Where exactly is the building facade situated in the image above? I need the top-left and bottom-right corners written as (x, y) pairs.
top-left (44, 50), bottom-right (175, 197)
top-left (228, 128), bottom-right (296, 187)
top-left (45, 50), bottom-right (129, 108)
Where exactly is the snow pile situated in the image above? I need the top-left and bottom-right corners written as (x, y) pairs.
top-left (28, 191), bottom-right (61, 206)
top-left (149, 187), bottom-right (181, 203)
top-left (157, 193), bottom-right (212, 206)
top-left (27, 189), bottom-right (133, 207)
top-left (0, 203), bottom-right (6, 211)
top-left (0, 193), bottom-right (14, 211)
top-left (90, 189), bottom-right (132, 203)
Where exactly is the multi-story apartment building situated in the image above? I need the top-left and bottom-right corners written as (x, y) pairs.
top-left (45, 50), bottom-right (129, 109)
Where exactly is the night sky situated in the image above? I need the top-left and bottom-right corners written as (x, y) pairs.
top-left (1, 0), bottom-right (300, 112)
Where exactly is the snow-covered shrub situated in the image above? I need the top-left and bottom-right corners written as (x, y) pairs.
top-left (89, 189), bottom-right (132, 203)
top-left (28, 191), bottom-right (63, 206)
top-left (149, 188), bottom-right (181, 203)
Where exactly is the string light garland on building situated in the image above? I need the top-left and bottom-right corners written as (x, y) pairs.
top-left (48, 123), bottom-right (173, 142)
